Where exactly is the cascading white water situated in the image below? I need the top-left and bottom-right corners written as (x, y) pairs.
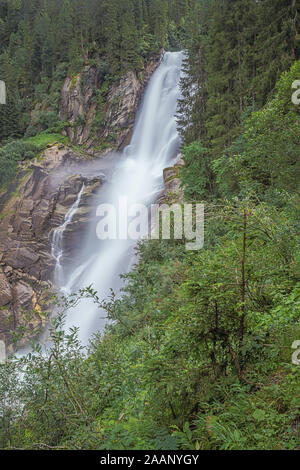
top-left (54, 51), bottom-right (183, 345)
top-left (51, 184), bottom-right (85, 285)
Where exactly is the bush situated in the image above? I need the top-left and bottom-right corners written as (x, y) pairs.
top-left (0, 140), bottom-right (40, 188)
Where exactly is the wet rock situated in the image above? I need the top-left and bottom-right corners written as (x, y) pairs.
top-left (0, 308), bottom-right (13, 345)
top-left (0, 268), bottom-right (12, 307)
top-left (98, 55), bottom-right (163, 150)
top-left (4, 247), bottom-right (40, 270)
top-left (15, 281), bottom-right (34, 308)
top-left (59, 66), bottom-right (99, 145)
top-left (59, 53), bottom-right (163, 149)
top-left (158, 157), bottom-right (184, 204)
top-left (0, 144), bottom-right (103, 348)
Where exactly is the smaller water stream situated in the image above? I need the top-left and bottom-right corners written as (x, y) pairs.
top-left (50, 184), bottom-right (85, 285)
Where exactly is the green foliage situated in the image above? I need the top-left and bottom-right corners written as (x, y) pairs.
top-left (24, 132), bottom-right (68, 148)
top-left (0, 0), bottom-right (299, 452)
top-left (0, 133), bottom-right (67, 189)
top-left (0, 197), bottom-right (299, 450)
top-left (0, 140), bottom-right (39, 189)
top-left (173, 367), bottom-right (300, 450)
top-left (0, 0), bottom-right (191, 142)
top-left (178, 0), bottom-right (300, 154)
top-left (173, 2), bottom-right (300, 451)
top-left (180, 141), bottom-right (213, 201)
top-left (213, 60), bottom-right (300, 200)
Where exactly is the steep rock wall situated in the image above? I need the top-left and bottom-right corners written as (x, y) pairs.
top-left (157, 156), bottom-right (184, 204)
top-left (59, 54), bottom-right (163, 150)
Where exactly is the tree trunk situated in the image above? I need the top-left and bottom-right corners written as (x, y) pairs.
top-left (239, 209), bottom-right (247, 345)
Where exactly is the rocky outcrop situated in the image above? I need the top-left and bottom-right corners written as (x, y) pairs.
top-left (59, 65), bottom-right (101, 146)
top-left (0, 267), bottom-right (12, 307)
top-left (100, 56), bottom-right (163, 150)
top-left (0, 144), bottom-right (104, 350)
top-left (158, 157), bottom-right (185, 204)
top-left (59, 54), bottom-right (163, 150)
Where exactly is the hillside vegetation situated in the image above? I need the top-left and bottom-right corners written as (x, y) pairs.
top-left (0, 0), bottom-right (299, 450)
top-left (0, 0), bottom-right (191, 188)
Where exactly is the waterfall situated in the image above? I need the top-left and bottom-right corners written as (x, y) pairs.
top-left (51, 184), bottom-right (85, 285)
top-left (58, 51), bottom-right (183, 345)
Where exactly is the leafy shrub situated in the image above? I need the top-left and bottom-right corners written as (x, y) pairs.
top-left (0, 140), bottom-right (39, 188)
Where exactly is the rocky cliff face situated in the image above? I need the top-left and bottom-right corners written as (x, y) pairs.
top-left (59, 54), bottom-right (163, 150)
top-left (59, 65), bottom-right (100, 146)
top-left (0, 144), bottom-right (103, 351)
top-left (158, 156), bottom-right (184, 204)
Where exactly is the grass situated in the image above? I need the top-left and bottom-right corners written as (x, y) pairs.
top-left (24, 132), bottom-right (68, 149)
top-left (0, 132), bottom-right (69, 194)
top-left (70, 74), bottom-right (79, 91)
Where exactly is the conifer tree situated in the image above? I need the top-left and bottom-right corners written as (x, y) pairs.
top-left (56, 0), bottom-right (74, 62)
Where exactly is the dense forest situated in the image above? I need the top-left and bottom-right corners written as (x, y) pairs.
top-left (0, 0), bottom-right (300, 451)
top-left (0, 0), bottom-right (192, 188)
top-left (0, 0), bottom-right (190, 142)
